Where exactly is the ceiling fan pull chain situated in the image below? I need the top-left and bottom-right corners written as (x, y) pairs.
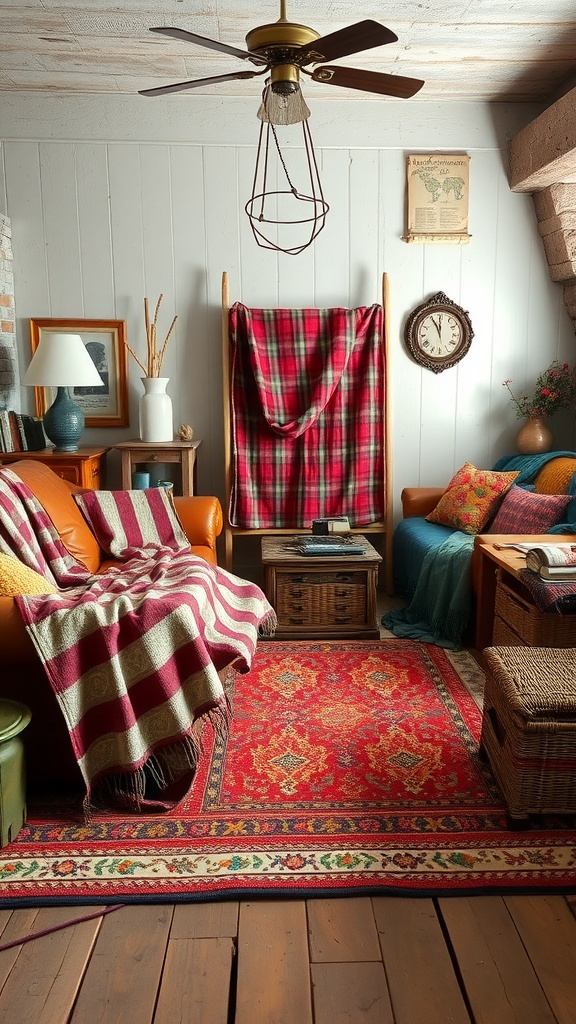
top-left (270, 123), bottom-right (297, 194)
top-left (259, 126), bottom-right (272, 219)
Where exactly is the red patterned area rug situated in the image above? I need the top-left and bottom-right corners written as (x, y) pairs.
top-left (1, 640), bottom-right (575, 906)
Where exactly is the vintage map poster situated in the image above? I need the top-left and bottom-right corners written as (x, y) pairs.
top-left (404, 154), bottom-right (471, 244)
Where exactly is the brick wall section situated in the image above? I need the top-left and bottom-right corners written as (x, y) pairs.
top-left (0, 212), bottom-right (19, 410)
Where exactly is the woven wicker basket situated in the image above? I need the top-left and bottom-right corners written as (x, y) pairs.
top-left (481, 646), bottom-right (576, 821)
top-left (494, 575), bottom-right (576, 647)
top-left (492, 615), bottom-right (524, 646)
top-left (277, 574), bottom-right (367, 626)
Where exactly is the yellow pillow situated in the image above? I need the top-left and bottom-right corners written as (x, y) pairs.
top-left (426, 462), bottom-right (519, 534)
top-left (0, 553), bottom-right (58, 596)
top-left (535, 457), bottom-right (576, 496)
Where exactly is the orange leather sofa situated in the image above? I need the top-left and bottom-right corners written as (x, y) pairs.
top-left (1, 460), bottom-right (223, 788)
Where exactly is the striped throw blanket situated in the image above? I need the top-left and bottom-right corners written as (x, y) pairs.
top-left (229, 302), bottom-right (385, 528)
top-left (0, 468), bottom-right (276, 812)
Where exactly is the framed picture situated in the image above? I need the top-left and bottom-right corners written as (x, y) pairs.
top-left (29, 318), bottom-right (129, 428)
top-left (403, 153), bottom-right (471, 244)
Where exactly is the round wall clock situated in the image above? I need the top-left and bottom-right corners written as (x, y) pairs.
top-left (404, 291), bottom-right (474, 373)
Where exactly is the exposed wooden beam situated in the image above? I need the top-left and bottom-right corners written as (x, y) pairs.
top-left (509, 85), bottom-right (576, 192)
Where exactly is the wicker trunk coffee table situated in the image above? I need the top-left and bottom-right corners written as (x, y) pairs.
top-left (480, 646), bottom-right (576, 826)
top-left (261, 535), bottom-right (382, 640)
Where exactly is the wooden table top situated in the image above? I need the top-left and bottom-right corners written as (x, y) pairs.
top-left (114, 439), bottom-right (201, 451)
top-left (476, 535), bottom-right (576, 578)
top-left (261, 534), bottom-right (382, 565)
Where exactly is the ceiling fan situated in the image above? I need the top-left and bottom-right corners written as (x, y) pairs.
top-left (139, 2), bottom-right (425, 100)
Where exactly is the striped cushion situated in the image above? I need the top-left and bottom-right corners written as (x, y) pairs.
top-left (73, 488), bottom-right (190, 558)
top-left (487, 484), bottom-right (572, 534)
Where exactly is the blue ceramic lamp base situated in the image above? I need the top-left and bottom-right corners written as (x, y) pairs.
top-left (42, 386), bottom-right (85, 452)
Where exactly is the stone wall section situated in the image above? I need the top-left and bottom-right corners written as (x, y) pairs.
top-left (533, 184), bottom-right (576, 324)
top-left (0, 213), bottom-right (19, 410)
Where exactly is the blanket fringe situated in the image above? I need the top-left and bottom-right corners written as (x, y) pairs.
top-left (259, 609), bottom-right (278, 637)
top-left (86, 701), bottom-right (230, 816)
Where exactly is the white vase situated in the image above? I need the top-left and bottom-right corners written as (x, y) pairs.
top-left (139, 377), bottom-right (173, 442)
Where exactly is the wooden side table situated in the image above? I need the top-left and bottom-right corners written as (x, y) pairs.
top-left (473, 534), bottom-right (576, 649)
top-left (0, 446), bottom-right (108, 489)
top-left (262, 535), bottom-right (382, 640)
top-left (114, 439), bottom-right (202, 496)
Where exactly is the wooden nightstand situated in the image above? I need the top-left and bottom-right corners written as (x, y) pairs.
top-left (262, 535), bottom-right (382, 640)
top-left (0, 446), bottom-right (108, 489)
top-left (114, 439), bottom-right (202, 496)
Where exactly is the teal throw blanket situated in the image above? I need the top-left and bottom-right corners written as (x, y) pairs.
top-left (382, 531), bottom-right (475, 650)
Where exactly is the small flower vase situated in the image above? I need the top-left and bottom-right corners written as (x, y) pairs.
top-left (139, 377), bottom-right (173, 442)
top-left (516, 415), bottom-right (553, 455)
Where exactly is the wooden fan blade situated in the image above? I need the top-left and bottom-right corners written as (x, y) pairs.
top-left (299, 21), bottom-right (397, 66)
top-left (149, 27), bottom-right (267, 65)
top-left (311, 65), bottom-right (424, 99)
top-left (139, 69), bottom-right (265, 97)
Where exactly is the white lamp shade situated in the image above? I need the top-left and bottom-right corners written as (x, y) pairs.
top-left (23, 332), bottom-right (104, 388)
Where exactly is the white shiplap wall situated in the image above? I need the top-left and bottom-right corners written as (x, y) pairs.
top-left (1, 93), bottom-right (575, 532)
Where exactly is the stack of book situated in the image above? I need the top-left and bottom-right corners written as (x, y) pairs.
top-left (525, 543), bottom-right (576, 581)
top-left (0, 410), bottom-right (46, 453)
top-left (289, 535), bottom-right (366, 557)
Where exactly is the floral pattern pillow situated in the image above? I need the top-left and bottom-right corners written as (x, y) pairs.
top-left (426, 462), bottom-right (519, 534)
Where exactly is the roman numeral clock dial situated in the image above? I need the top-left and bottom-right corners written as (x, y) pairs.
top-left (404, 291), bottom-right (474, 373)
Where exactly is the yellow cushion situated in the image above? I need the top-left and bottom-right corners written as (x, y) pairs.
top-left (535, 457), bottom-right (576, 495)
top-left (426, 462), bottom-right (519, 534)
top-left (0, 553), bottom-right (57, 596)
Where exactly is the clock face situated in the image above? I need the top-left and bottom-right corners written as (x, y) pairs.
top-left (404, 291), bottom-right (473, 373)
top-left (417, 311), bottom-right (463, 359)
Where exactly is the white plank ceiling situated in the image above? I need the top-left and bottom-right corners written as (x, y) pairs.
top-left (1, 1), bottom-right (576, 103)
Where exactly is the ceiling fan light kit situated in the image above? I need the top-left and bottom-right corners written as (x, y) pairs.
top-left (140, 3), bottom-right (424, 253)
top-left (257, 81), bottom-right (310, 126)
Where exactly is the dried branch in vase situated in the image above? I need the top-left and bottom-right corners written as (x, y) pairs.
top-left (124, 293), bottom-right (178, 377)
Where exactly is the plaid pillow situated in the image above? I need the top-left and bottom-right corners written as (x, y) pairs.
top-left (426, 463), bottom-right (519, 535)
top-left (487, 484), bottom-right (572, 534)
top-left (73, 488), bottom-right (190, 558)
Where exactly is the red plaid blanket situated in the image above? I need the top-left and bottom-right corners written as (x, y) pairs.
top-left (229, 302), bottom-right (385, 528)
top-left (0, 468), bottom-right (276, 812)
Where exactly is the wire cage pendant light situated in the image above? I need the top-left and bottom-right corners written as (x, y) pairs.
top-left (245, 83), bottom-right (329, 256)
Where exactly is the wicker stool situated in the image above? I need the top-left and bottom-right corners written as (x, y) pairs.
top-left (480, 647), bottom-right (576, 825)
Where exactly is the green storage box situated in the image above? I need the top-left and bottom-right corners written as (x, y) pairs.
top-left (0, 700), bottom-right (31, 848)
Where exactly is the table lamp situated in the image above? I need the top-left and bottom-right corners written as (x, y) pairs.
top-left (23, 332), bottom-right (104, 452)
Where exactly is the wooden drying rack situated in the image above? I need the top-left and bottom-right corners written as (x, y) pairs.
top-left (221, 271), bottom-right (394, 593)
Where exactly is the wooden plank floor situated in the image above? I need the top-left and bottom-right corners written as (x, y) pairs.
top-left (1, 894), bottom-right (576, 1022)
